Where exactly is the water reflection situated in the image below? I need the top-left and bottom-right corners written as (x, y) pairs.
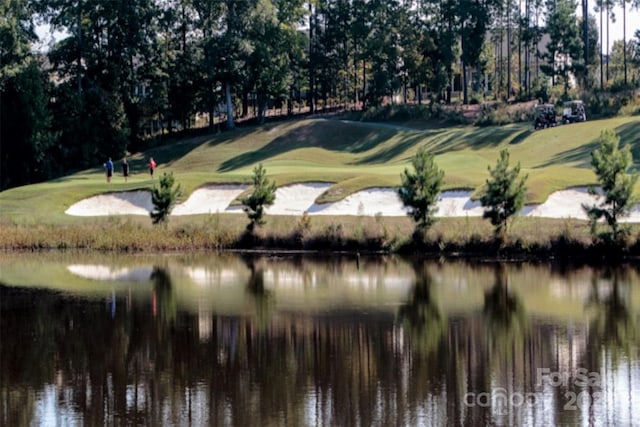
top-left (0, 253), bottom-right (638, 425)
top-left (483, 265), bottom-right (528, 351)
top-left (587, 268), bottom-right (637, 357)
top-left (398, 260), bottom-right (445, 356)
top-left (243, 256), bottom-right (274, 330)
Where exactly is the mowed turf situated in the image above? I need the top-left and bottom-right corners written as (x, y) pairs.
top-left (1, 115), bottom-right (639, 223)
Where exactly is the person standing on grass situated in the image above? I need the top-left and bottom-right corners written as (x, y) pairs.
top-left (105, 157), bottom-right (114, 183)
top-left (149, 157), bottom-right (157, 179)
top-left (122, 158), bottom-right (130, 182)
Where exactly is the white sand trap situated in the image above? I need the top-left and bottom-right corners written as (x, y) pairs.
top-left (172, 184), bottom-right (248, 215)
top-left (65, 190), bottom-right (153, 216)
top-left (309, 188), bottom-right (408, 216)
top-left (620, 204), bottom-right (640, 223)
top-left (307, 189), bottom-right (485, 217)
top-left (267, 183), bottom-right (332, 215)
top-left (65, 184), bottom-right (640, 222)
top-left (435, 191), bottom-right (484, 217)
top-left (522, 187), bottom-right (599, 220)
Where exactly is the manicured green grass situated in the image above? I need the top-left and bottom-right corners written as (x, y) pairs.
top-left (1, 114), bottom-right (639, 224)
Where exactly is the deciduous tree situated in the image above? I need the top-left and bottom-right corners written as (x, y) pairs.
top-left (0, 0), bottom-right (56, 189)
top-left (1, 61), bottom-right (55, 189)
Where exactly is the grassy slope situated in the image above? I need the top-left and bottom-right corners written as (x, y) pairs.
top-left (1, 115), bottom-right (639, 224)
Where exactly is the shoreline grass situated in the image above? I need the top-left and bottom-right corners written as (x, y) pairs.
top-left (2, 214), bottom-right (638, 261)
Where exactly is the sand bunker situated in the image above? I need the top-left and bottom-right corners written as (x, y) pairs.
top-left (172, 184), bottom-right (247, 215)
top-left (65, 190), bottom-right (153, 216)
top-left (521, 187), bottom-right (596, 220)
top-left (64, 183), bottom-right (640, 222)
top-left (267, 183), bottom-right (333, 215)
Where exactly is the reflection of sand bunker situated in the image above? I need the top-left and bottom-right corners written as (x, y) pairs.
top-left (63, 183), bottom-right (640, 222)
top-left (264, 270), bottom-right (412, 294)
top-left (67, 264), bottom-right (154, 281)
top-left (184, 267), bottom-right (242, 287)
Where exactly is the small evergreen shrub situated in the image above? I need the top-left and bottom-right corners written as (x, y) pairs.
top-left (398, 147), bottom-right (444, 233)
top-left (241, 163), bottom-right (277, 232)
top-left (480, 149), bottom-right (528, 241)
top-left (150, 172), bottom-right (182, 225)
top-left (582, 129), bottom-right (638, 242)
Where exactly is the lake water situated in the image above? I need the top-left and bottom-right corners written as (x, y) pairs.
top-left (0, 252), bottom-right (638, 426)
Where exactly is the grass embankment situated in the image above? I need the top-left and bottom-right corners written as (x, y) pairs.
top-left (3, 212), bottom-right (639, 260)
top-left (1, 114), bottom-right (640, 257)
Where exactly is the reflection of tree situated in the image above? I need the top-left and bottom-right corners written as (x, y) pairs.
top-left (587, 268), bottom-right (638, 359)
top-left (483, 265), bottom-right (527, 352)
top-left (150, 266), bottom-right (177, 326)
top-left (244, 256), bottom-right (274, 330)
top-left (398, 261), bottom-right (446, 355)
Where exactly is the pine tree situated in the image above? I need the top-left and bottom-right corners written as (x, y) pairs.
top-left (398, 147), bottom-right (444, 233)
top-left (541, 0), bottom-right (583, 96)
top-left (480, 149), bottom-right (528, 241)
top-left (150, 172), bottom-right (182, 225)
top-left (582, 129), bottom-right (638, 241)
top-left (241, 163), bottom-right (277, 232)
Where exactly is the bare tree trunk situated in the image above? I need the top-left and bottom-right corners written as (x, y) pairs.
top-left (242, 90), bottom-right (249, 118)
top-left (623, 0), bottom-right (627, 85)
top-left (495, 36), bottom-right (500, 99)
top-left (354, 42), bottom-right (359, 108)
top-left (524, 0), bottom-right (529, 96)
top-left (462, 25), bottom-right (468, 104)
top-left (600, 5), bottom-right (604, 88)
top-left (518, 0), bottom-right (522, 97)
top-left (606, 3), bottom-right (610, 82)
top-left (225, 81), bottom-right (234, 129)
top-left (403, 76), bottom-right (408, 104)
top-left (535, 7), bottom-right (540, 81)
top-left (308, 1), bottom-right (316, 114)
top-left (362, 59), bottom-right (366, 110)
top-left (500, 26), bottom-right (504, 96)
top-left (77, 0), bottom-right (83, 96)
top-left (257, 95), bottom-right (267, 125)
top-left (582, 0), bottom-right (589, 87)
top-left (507, 3), bottom-right (512, 100)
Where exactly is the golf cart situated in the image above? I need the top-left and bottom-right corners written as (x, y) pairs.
top-left (533, 104), bottom-right (557, 129)
top-left (562, 100), bottom-right (586, 124)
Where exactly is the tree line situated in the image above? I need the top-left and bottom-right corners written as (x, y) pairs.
top-left (1, 0), bottom-right (640, 190)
